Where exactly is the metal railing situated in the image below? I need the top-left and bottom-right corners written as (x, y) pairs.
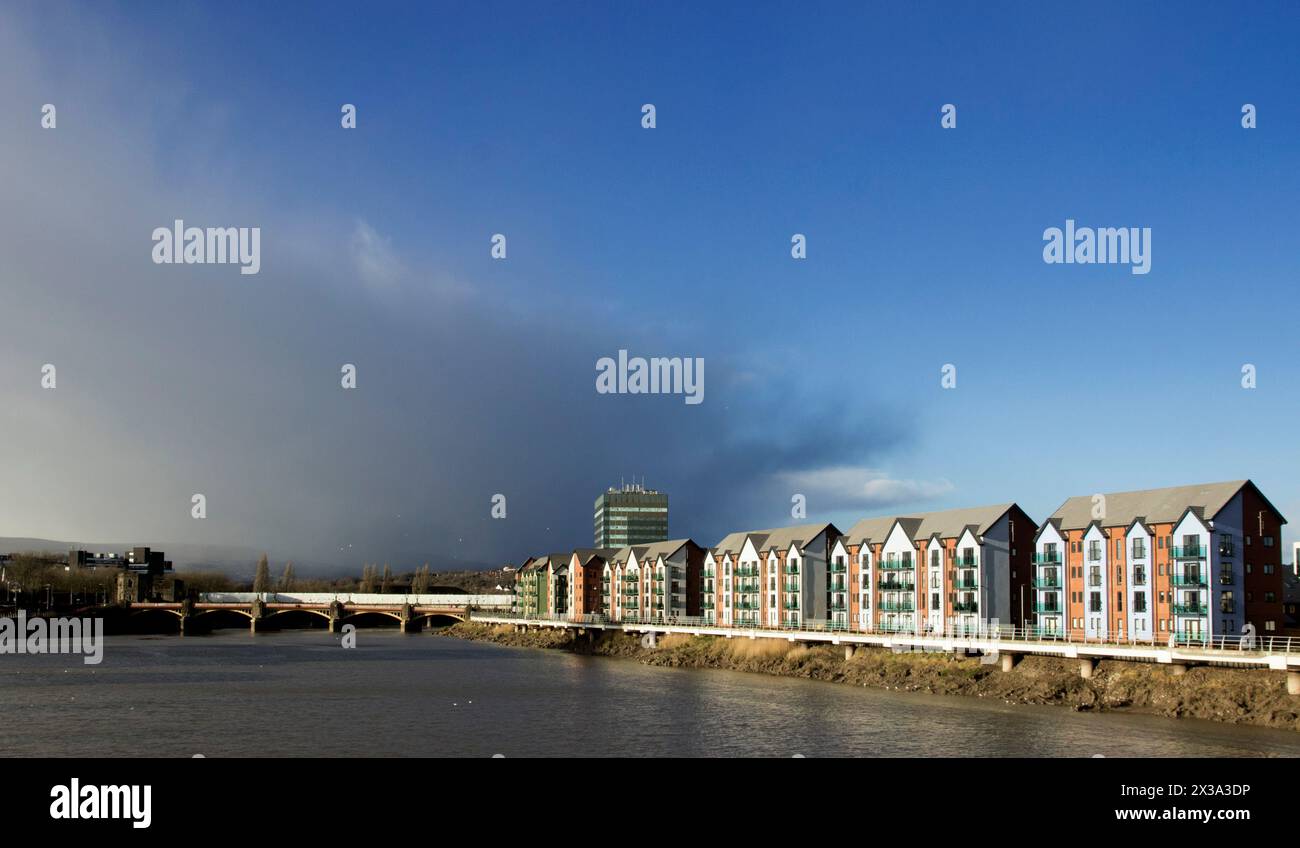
top-left (473, 611), bottom-right (1300, 658)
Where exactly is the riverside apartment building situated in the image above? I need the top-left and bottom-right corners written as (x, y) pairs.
top-left (1032, 480), bottom-right (1287, 642)
top-left (701, 523), bottom-right (842, 628)
top-left (601, 539), bottom-right (705, 622)
top-left (830, 503), bottom-right (1035, 634)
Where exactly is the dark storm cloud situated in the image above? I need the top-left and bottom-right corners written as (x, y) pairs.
top-left (0, 14), bottom-right (922, 573)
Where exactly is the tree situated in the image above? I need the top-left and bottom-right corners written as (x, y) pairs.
top-left (252, 554), bottom-right (270, 594)
top-left (278, 562), bottom-right (295, 592)
top-left (381, 563), bottom-right (392, 593)
top-left (359, 564), bottom-right (376, 593)
top-left (412, 563), bottom-right (431, 594)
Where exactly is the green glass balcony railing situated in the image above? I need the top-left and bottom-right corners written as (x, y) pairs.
top-left (1034, 603), bottom-right (1061, 613)
top-left (954, 577), bottom-right (979, 589)
top-left (878, 579), bottom-right (914, 591)
top-left (1173, 603), bottom-right (1208, 615)
top-left (1170, 546), bottom-right (1204, 560)
top-left (879, 600), bottom-right (915, 612)
top-left (1033, 576), bottom-right (1061, 588)
top-left (879, 560), bottom-right (913, 571)
top-left (1032, 552), bottom-right (1062, 565)
top-left (952, 601), bottom-right (978, 613)
top-left (1171, 574), bottom-right (1206, 587)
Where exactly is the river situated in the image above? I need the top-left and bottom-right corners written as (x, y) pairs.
top-left (2, 629), bottom-right (1297, 757)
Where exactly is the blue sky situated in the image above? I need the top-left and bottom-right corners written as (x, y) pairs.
top-left (2, 2), bottom-right (1298, 570)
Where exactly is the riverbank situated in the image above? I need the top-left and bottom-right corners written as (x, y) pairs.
top-left (441, 622), bottom-right (1300, 730)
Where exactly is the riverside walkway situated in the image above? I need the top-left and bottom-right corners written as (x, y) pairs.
top-left (471, 611), bottom-right (1300, 692)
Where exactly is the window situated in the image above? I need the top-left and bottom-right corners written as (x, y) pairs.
top-left (1265, 592), bottom-right (1276, 603)
top-left (1134, 592), bottom-right (1147, 613)
top-left (1115, 538), bottom-right (1122, 558)
top-left (1266, 621), bottom-right (1276, 632)
top-left (1264, 536), bottom-right (1275, 547)
top-left (1132, 539), bottom-right (1146, 559)
top-left (1088, 540), bottom-right (1101, 561)
top-left (1264, 564), bottom-right (1275, 575)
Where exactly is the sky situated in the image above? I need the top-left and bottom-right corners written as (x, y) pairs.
top-left (1, 1), bottom-right (1298, 572)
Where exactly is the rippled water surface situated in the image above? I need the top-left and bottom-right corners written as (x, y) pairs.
top-left (2, 630), bottom-right (1297, 757)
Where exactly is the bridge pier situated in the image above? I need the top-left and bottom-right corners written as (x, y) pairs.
top-left (1288, 671), bottom-right (1300, 696)
top-left (844, 645), bottom-right (856, 660)
top-left (1079, 658), bottom-right (1097, 679)
top-left (249, 597), bottom-right (266, 635)
top-left (178, 598), bottom-right (194, 636)
top-left (1170, 663), bottom-right (1188, 677)
top-left (1000, 653), bottom-right (1019, 672)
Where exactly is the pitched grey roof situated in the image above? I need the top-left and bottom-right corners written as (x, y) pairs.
top-left (1048, 481), bottom-right (1252, 530)
top-left (841, 503), bottom-right (1019, 547)
top-left (630, 538), bottom-right (697, 563)
top-left (571, 547), bottom-right (620, 565)
top-left (712, 523), bottom-right (837, 556)
top-left (710, 531), bottom-right (750, 557)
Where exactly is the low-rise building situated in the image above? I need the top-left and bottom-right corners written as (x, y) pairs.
top-left (832, 503), bottom-right (1034, 635)
top-left (1033, 480), bottom-right (1287, 643)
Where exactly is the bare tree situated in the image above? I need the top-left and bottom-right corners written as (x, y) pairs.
top-left (381, 563), bottom-right (392, 593)
top-left (278, 561), bottom-right (295, 592)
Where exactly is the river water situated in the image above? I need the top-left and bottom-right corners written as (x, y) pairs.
top-left (2, 630), bottom-right (1297, 757)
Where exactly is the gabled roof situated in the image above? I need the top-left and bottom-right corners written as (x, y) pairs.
top-left (710, 531), bottom-right (749, 557)
top-left (713, 523), bottom-right (838, 558)
top-left (1048, 480), bottom-right (1281, 530)
top-left (843, 503), bottom-right (1020, 547)
top-left (629, 538), bottom-right (699, 564)
top-left (570, 547), bottom-right (620, 566)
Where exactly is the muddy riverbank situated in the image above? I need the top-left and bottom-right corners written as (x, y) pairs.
top-left (440, 621), bottom-right (1300, 730)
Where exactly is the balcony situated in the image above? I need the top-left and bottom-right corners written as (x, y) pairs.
top-left (783, 602), bottom-right (799, 610)
top-left (1032, 551), bottom-right (1061, 565)
top-left (1173, 602), bottom-right (1208, 616)
top-left (1171, 573), bottom-right (1206, 587)
top-left (879, 600), bottom-right (915, 612)
top-left (952, 601), bottom-right (978, 613)
top-left (735, 566), bottom-right (759, 577)
top-left (1034, 602), bottom-right (1061, 613)
top-left (830, 561), bottom-right (847, 574)
top-left (734, 601), bottom-right (757, 611)
top-left (1033, 575), bottom-right (1061, 589)
top-left (829, 600), bottom-right (847, 612)
top-left (783, 566), bottom-right (799, 575)
top-left (878, 579), bottom-right (915, 592)
top-left (954, 576), bottom-right (979, 589)
top-left (1170, 546), bottom-right (1204, 560)
top-left (783, 581), bottom-right (800, 593)
top-left (956, 558), bottom-right (977, 569)
top-left (879, 559), bottom-right (913, 571)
